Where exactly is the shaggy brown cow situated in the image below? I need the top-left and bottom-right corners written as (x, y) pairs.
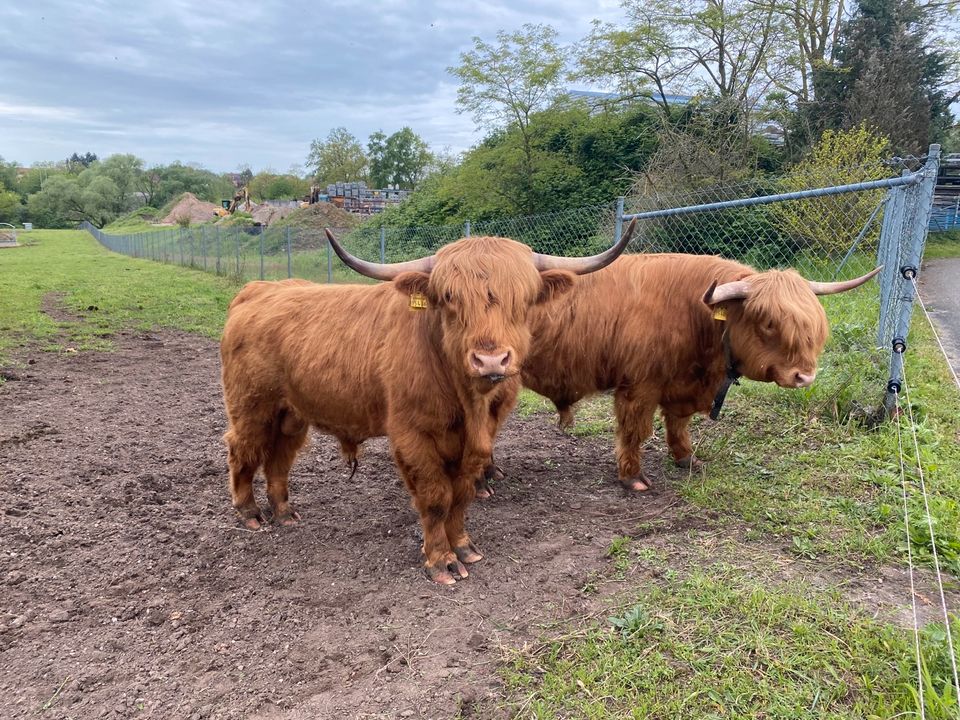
top-left (219, 223), bottom-right (634, 584)
top-left (514, 254), bottom-right (879, 492)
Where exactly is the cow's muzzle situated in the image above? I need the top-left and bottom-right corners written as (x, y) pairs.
top-left (470, 350), bottom-right (511, 379)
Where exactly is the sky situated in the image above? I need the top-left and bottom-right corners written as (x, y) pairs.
top-left (0, 0), bottom-right (624, 173)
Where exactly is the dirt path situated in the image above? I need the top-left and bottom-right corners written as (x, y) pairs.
top-left (1, 330), bottom-right (954, 719)
top-left (918, 256), bottom-right (960, 380)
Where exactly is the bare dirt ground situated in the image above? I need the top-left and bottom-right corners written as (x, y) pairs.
top-left (2, 324), bottom-right (956, 719)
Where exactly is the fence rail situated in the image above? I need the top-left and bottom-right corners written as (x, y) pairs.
top-left (81, 145), bottom-right (941, 408)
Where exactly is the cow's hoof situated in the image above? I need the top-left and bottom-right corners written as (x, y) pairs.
top-left (237, 507), bottom-right (265, 530)
top-left (557, 408), bottom-right (574, 431)
top-left (620, 475), bottom-right (651, 492)
top-left (476, 464), bottom-right (505, 499)
top-left (274, 509), bottom-right (301, 527)
top-left (453, 541), bottom-right (484, 565)
top-left (424, 553), bottom-right (469, 585)
top-left (475, 476), bottom-right (494, 499)
top-left (675, 455), bottom-right (705, 470)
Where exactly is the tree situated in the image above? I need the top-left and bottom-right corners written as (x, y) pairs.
top-left (97, 154), bottom-right (144, 213)
top-left (305, 127), bottom-right (368, 184)
top-left (248, 172), bottom-right (309, 200)
top-left (767, 0), bottom-right (847, 104)
top-left (65, 152), bottom-right (98, 173)
top-left (0, 156), bottom-right (17, 191)
top-left (577, 0), bottom-right (786, 115)
top-left (809, 0), bottom-right (958, 153)
top-left (0, 182), bottom-right (22, 224)
top-left (448, 24), bottom-right (568, 213)
top-left (29, 174), bottom-right (119, 228)
top-left (368, 127), bottom-right (434, 189)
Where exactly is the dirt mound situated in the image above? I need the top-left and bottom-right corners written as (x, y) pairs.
top-left (251, 204), bottom-right (298, 226)
top-left (161, 192), bottom-right (221, 225)
top-left (275, 201), bottom-right (361, 230)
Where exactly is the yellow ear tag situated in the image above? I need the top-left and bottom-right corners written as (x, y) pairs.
top-left (409, 292), bottom-right (428, 310)
top-left (712, 306), bottom-right (727, 321)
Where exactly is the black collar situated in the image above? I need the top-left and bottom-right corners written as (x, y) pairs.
top-left (709, 327), bottom-right (741, 420)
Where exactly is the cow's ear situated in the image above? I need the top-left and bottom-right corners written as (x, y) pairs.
top-left (393, 271), bottom-right (432, 298)
top-left (536, 269), bottom-right (575, 304)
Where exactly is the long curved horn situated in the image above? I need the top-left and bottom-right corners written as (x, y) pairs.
top-left (808, 266), bottom-right (882, 296)
top-left (324, 228), bottom-right (434, 281)
top-left (704, 278), bottom-right (752, 304)
top-left (531, 218), bottom-right (637, 275)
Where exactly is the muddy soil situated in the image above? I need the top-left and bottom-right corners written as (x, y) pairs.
top-left (0, 330), bottom-right (954, 720)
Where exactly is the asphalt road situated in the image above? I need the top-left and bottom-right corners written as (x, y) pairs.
top-left (917, 256), bottom-right (960, 382)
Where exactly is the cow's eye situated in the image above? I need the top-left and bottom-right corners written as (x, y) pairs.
top-left (443, 291), bottom-right (454, 304)
top-left (487, 290), bottom-right (497, 306)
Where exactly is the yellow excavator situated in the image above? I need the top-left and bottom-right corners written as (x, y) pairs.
top-left (216, 186), bottom-right (252, 217)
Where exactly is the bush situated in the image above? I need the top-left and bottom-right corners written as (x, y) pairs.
top-left (772, 124), bottom-right (891, 257)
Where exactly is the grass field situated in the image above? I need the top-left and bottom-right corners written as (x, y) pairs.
top-left (2, 229), bottom-right (958, 718)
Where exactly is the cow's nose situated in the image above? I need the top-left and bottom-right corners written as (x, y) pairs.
top-left (471, 350), bottom-right (511, 376)
top-left (794, 371), bottom-right (816, 388)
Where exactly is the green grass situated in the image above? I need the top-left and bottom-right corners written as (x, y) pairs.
top-left (501, 562), bottom-right (960, 719)
top-left (0, 230), bottom-right (238, 364)
top-left (925, 230), bottom-right (960, 259)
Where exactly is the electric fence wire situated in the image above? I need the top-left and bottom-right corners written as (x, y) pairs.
top-left (899, 356), bottom-right (960, 714)
top-left (910, 276), bottom-right (960, 394)
top-left (894, 385), bottom-right (927, 718)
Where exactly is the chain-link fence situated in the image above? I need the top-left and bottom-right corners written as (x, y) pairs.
top-left (81, 145), bottom-right (940, 408)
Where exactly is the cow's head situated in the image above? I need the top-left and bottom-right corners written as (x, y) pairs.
top-left (325, 221), bottom-right (635, 389)
top-left (702, 266), bottom-right (880, 388)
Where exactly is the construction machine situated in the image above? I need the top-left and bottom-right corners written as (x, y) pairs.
top-left (217, 186), bottom-right (252, 217)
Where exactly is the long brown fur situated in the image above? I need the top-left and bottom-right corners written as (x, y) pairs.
top-left (520, 254), bottom-right (830, 489)
top-left (220, 237), bottom-right (575, 582)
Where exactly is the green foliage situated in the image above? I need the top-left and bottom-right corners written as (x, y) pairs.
top-left (448, 23), bottom-right (567, 134)
top-left (377, 103), bottom-right (660, 228)
top-left (305, 127), bottom-right (368, 184)
top-left (367, 127), bottom-right (433, 189)
top-left (810, 0), bottom-right (956, 153)
top-left (772, 124), bottom-right (891, 256)
top-left (0, 183), bottom-right (23, 224)
top-left (151, 162), bottom-right (236, 209)
top-left (248, 172), bottom-right (309, 201)
top-left (27, 173), bottom-right (119, 228)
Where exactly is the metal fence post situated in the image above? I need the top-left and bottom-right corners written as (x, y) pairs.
top-left (235, 228), bottom-right (240, 277)
top-left (465, 220), bottom-right (471, 238)
top-left (883, 144), bottom-right (941, 414)
top-left (259, 229), bottom-right (264, 280)
top-left (614, 197), bottom-right (624, 247)
top-left (380, 226), bottom-right (386, 263)
top-left (286, 226), bottom-right (292, 278)
top-left (215, 226), bottom-right (221, 275)
top-left (201, 227), bottom-right (207, 272)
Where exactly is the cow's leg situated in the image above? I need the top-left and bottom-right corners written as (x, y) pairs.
top-left (225, 425), bottom-right (266, 530)
top-left (663, 411), bottom-right (704, 470)
top-left (447, 472), bottom-right (484, 565)
top-left (263, 409), bottom-right (309, 526)
top-left (474, 392), bottom-right (515, 499)
top-left (393, 437), bottom-right (468, 585)
top-left (613, 386), bottom-right (658, 492)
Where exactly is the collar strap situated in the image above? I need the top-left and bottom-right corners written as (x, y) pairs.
top-left (709, 328), bottom-right (741, 420)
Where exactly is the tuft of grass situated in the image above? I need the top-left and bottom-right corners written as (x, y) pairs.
top-left (0, 230), bottom-right (239, 364)
top-left (501, 564), bottom-right (960, 719)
